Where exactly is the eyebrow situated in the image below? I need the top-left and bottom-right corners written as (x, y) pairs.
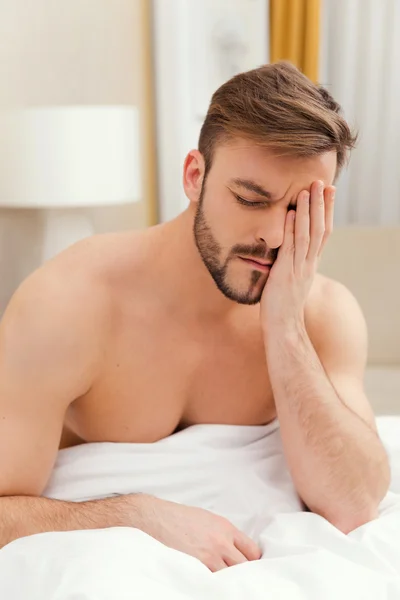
top-left (231, 178), bottom-right (274, 200)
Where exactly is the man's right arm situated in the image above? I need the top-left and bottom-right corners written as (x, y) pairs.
top-left (0, 494), bottom-right (147, 548)
top-left (0, 263), bottom-right (134, 548)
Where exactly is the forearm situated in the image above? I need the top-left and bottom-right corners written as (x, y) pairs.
top-left (266, 323), bottom-right (390, 531)
top-left (0, 493), bottom-right (144, 549)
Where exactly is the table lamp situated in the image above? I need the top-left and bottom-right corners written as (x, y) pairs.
top-left (0, 105), bottom-right (141, 261)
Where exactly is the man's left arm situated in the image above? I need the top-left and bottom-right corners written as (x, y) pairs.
top-left (266, 280), bottom-right (390, 533)
top-left (262, 182), bottom-right (390, 533)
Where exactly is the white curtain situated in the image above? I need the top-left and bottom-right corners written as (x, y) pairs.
top-left (320, 0), bottom-right (400, 226)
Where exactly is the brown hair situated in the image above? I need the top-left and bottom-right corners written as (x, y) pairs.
top-left (198, 61), bottom-right (357, 178)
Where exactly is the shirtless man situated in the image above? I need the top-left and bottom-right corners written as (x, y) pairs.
top-left (0, 62), bottom-right (390, 571)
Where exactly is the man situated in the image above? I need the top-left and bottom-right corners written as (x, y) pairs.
top-left (0, 62), bottom-right (390, 571)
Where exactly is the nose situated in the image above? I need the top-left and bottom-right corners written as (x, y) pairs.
top-left (255, 209), bottom-right (287, 249)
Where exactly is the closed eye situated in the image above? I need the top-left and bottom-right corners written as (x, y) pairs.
top-left (233, 193), bottom-right (270, 208)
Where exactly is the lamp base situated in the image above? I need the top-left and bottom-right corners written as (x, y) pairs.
top-left (41, 209), bottom-right (93, 263)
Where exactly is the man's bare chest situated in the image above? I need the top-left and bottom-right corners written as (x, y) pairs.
top-left (62, 320), bottom-right (276, 446)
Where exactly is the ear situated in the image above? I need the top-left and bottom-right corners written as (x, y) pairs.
top-left (183, 150), bottom-right (206, 205)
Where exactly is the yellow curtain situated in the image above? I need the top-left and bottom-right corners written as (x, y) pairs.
top-left (270, 0), bottom-right (320, 82)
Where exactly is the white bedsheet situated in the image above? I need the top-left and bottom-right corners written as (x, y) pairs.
top-left (0, 417), bottom-right (399, 599)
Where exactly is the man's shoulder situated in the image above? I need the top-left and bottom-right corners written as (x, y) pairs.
top-left (309, 273), bottom-right (358, 313)
top-left (310, 273), bottom-right (340, 300)
top-left (5, 229), bottom-right (155, 327)
top-left (54, 229), bottom-right (149, 277)
top-left (306, 273), bottom-right (366, 350)
top-left (43, 227), bottom-right (156, 294)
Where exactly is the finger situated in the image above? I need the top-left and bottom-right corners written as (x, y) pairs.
top-left (318, 185), bottom-right (335, 257)
top-left (278, 210), bottom-right (296, 261)
top-left (222, 545), bottom-right (248, 567)
top-left (307, 180), bottom-right (325, 261)
top-left (234, 532), bottom-right (262, 561)
top-left (207, 558), bottom-right (229, 572)
top-left (294, 190), bottom-right (311, 270)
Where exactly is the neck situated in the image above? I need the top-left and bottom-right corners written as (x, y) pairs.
top-left (155, 207), bottom-right (242, 321)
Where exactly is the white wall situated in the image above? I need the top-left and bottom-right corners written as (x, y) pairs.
top-left (0, 0), bottom-right (151, 311)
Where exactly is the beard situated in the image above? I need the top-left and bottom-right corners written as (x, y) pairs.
top-left (193, 182), bottom-right (277, 305)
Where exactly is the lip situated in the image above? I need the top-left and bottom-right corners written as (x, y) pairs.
top-left (239, 257), bottom-right (272, 271)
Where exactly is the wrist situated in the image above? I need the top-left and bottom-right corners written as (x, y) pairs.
top-left (262, 313), bottom-right (306, 338)
top-left (110, 492), bottom-right (152, 529)
top-left (263, 317), bottom-right (309, 359)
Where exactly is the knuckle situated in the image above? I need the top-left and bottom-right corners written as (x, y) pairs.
top-left (210, 534), bottom-right (227, 551)
top-left (213, 541), bottom-right (224, 554)
top-left (219, 517), bottom-right (232, 529)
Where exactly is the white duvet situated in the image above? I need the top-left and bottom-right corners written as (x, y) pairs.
top-left (0, 417), bottom-right (400, 599)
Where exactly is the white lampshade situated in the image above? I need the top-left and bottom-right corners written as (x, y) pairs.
top-left (0, 105), bottom-right (141, 208)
